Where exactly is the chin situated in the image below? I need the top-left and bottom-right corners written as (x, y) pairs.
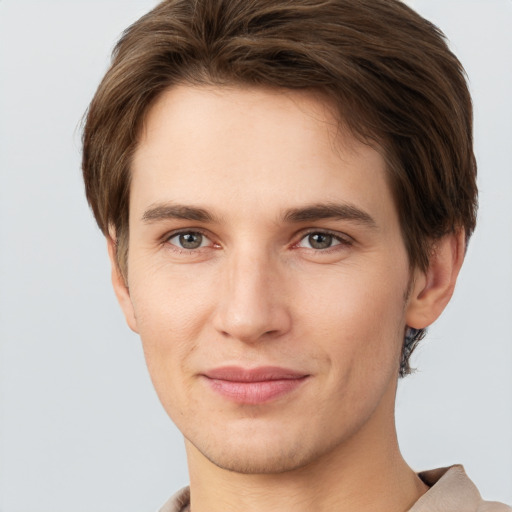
top-left (193, 437), bottom-right (318, 475)
top-left (184, 417), bottom-right (346, 475)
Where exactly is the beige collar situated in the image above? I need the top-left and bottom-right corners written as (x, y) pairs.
top-left (159, 465), bottom-right (511, 512)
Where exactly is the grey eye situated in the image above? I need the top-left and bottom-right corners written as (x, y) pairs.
top-left (180, 232), bottom-right (203, 249)
top-left (168, 232), bottom-right (207, 249)
top-left (308, 233), bottom-right (334, 249)
top-left (297, 232), bottom-right (344, 250)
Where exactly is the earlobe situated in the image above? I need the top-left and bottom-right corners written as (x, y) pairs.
top-left (107, 236), bottom-right (139, 333)
top-left (406, 230), bottom-right (466, 329)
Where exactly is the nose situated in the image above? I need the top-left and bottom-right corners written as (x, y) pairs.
top-left (212, 249), bottom-right (292, 343)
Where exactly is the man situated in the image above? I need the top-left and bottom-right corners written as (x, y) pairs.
top-left (81, 0), bottom-right (511, 510)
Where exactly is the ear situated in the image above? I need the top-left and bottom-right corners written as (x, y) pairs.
top-left (406, 230), bottom-right (466, 329)
top-left (107, 235), bottom-right (139, 333)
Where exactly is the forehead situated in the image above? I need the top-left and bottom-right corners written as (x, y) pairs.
top-left (130, 85), bottom-right (395, 227)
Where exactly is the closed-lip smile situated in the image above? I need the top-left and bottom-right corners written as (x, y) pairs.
top-left (201, 366), bottom-right (310, 404)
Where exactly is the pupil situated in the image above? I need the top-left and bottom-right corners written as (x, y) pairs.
top-left (309, 233), bottom-right (332, 249)
top-left (179, 232), bottom-right (202, 249)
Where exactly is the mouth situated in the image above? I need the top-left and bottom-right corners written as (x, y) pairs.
top-left (201, 366), bottom-right (310, 404)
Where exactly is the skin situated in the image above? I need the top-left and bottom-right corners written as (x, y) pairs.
top-left (109, 85), bottom-right (465, 512)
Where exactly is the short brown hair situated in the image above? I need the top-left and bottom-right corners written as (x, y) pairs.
top-left (82, 0), bottom-right (477, 374)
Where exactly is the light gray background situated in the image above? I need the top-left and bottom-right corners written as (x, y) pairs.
top-left (0, 1), bottom-right (511, 510)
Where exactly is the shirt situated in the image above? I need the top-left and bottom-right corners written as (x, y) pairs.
top-left (158, 465), bottom-right (511, 512)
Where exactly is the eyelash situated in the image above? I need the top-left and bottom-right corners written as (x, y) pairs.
top-left (162, 229), bottom-right (353, 254)
top-left (292, 229), bottom-right (353, 252)
top-left (164, 229), bottom-right (216, 254)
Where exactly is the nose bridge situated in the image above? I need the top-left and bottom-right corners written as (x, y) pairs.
top-left (213, 244), bottom-right (290, 342)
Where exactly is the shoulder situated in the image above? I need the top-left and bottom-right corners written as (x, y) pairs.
top-left (410, 465), bottom-right (511, 512)
top-left (477, 502), bottom-right (512, 512)
top-left (158, 471), bottom-right (511, 512)
top-left (157, 486), bottom-right (190, 512)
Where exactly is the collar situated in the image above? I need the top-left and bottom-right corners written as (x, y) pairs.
top-left (159, 465), bottom-right (507, 512)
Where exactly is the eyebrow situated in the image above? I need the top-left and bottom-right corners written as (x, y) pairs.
top-left (282, 202), bottom-right (377, 228)
top-left (141, 203), bottom-right (216, 223)
top-left (141, 201), bottom-right (377, 228)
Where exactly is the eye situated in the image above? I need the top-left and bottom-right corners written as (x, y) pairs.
top-left (167, 231), bottom-right (211, 250)
top-left (297, 232), bottom-right (347, 250)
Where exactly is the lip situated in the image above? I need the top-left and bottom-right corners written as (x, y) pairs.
top-left (201, 366), bottom-right (310, 404)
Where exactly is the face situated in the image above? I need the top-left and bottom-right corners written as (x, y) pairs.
top-left (119, 85), bottom-right (419, 474)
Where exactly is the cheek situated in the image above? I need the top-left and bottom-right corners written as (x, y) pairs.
top-left (306, 274), bottom-right (407, 431)
top-left (299, 265), bottom-right (408, 376)
top-left (127, 265), bottom-right (215, 398)
top-left (129, 256), bottom-right (215, 334)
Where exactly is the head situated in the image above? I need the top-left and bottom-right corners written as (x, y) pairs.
top-left (81, 0), bottom-right (477, 474)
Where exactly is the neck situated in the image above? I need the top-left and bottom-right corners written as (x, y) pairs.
top-left (185, 384), bottom-right (428, 512)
